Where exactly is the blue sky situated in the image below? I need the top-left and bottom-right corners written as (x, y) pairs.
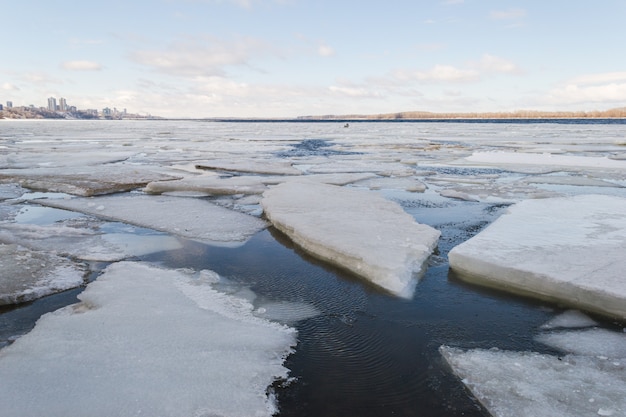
top-left (2, 0), bottom-right (626, 118)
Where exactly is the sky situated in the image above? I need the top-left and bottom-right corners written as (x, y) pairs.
top-left (1, 0), bottom-right (626, 118)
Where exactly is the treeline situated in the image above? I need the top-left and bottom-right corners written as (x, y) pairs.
top-left (299, 107), bottom-right (626, 120)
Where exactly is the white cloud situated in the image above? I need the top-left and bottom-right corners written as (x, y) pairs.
top-left (328, 85), bottom-right (381, 98)
top-left (62, 61), bottom-right (103, 71)
top-left (569, 71), bottom-right (626, 86)
top-left (1, 83), bottom-right (20, 91)
top-left (545, 73), bottom-right (626, 106)
top-left (318, 44), bottom-right (335, 57)
top-left (442, 0), bottom-right (464, 4)
top-left (473, 54), bottom-right (523, 74)
top-left (130, 36), bottom-right (271, 77)
top-left (489, 8), bottom-right (527, 20)
top-left (393, 65), bottom-right (480, 83)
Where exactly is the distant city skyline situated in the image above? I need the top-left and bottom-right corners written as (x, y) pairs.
top-left (2, 1), bottom-right (626, 118)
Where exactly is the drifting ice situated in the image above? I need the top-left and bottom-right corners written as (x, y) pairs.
top-left (449, 194), bottom-right (626, 319)
top-left (261, 181), bottom-right (440, 298)
top-left (0, 262), bottom-right (296, 417)
top-left (36, 194), bottom-right (267, 247)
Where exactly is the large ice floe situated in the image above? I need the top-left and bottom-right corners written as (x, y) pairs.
top-left (449, 194), bottom-right (626, 319)
top-left (0, 261), bottom-right (296, 417)
top-left (261, 181), bottom-right (440, 298)
top-left (36, 193), bottom-right (267, 247)
top-left (441, 310), bottom-right (626, 417)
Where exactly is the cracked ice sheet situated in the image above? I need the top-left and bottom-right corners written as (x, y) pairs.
top-left (261, 181), bottom-right (440, 298)
top-left (0, 243), bottom-right (87, 305)
top-left (449, 194), bottom-right (626, 319)
top-left (36, 194), bottom-right (267, 247)
top-left (0, 262), bottom-right (296, 417)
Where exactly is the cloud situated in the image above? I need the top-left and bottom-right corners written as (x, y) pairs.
top-left (489, 8), bottom-right (527, 20)
top-left (569, 72), bottom-right (626, 85)
top-left (472, 54), bottom-right (523, 74)
top-left (328, 85), bottom-right (381, 98)
top-left (130, 36), bottom-right (271, 77)
top-left (545, 72), bottom-right (626, 106)
top-left (1, 83), bottom-right (20, 91)
top-left (318, 44), bottom-right (335, 57)
top-left (441, 0), bottom-right (464, 4)
top-left (393, 65), bottom-right (480, 83)
top-left (62, 61), bottom-right (103, 71)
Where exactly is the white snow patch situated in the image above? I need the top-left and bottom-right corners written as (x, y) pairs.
top-left (440, 346), bottom-right (626, 417)
top-left (0, 261), bottom-right (296, 417)
top-left (0, 243), bottom-right (86, 305)
top-left (261, 181), bottom-right (440, 298)
top-left (449, 195), bottom-right (626, 319)
top-left (36, 194), bottom-right (267, 247)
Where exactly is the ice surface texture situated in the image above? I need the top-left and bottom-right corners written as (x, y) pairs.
top-left (0, 243), bottom-right (87, 305)
top-left (440, 345), bottom-right (626, 417)
top-left (37, 194), bottom-right (267, 247)
top-left (449, 194), bottom-right (626, 319)
top-left (261, 181), bottom-right (440, 298)
top-left (0, 262), bottom-right (296, 417)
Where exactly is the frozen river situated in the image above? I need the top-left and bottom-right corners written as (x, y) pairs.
top-left (0, 119), bottom-right (625, 416)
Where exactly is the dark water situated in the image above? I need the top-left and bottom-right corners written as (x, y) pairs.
top-left (143, 191), bottom-right (561, 417)
top-left (1, 192), bottom-right (583, 416)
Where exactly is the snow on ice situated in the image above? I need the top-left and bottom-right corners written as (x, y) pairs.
top-left (0, 262), bottom-right (296, 417)
top-left (449, 194), bottom-right (626, 319)
top-left (36, 193), bottom-right (267, 247)
top-left (261, 181), bottom-right (440, 298)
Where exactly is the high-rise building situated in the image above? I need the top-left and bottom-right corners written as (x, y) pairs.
top-left (59, 98), bottom-right (67, 112)
top-left (6, 101), bottom-right (12, 108)
top-left (47, 97), bottom-right (57, 112)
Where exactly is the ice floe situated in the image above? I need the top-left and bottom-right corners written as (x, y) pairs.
top-left (0, 261), bottom-right (296, 417)
top-left (0, 243), bottom-right (87, 305)
top-left (449, 194), bottom-right (626, 319)
top-left (261, 181), bottom-right (440, 298)
top-left (0, 165), bottom-right (181, 196)
top-left (539, 309), bottom-right (598, 330)
top-left (523, 174), bottom-right (623, 188)
top-left (195, 158), bottom-right (302, 175)
top-left (442, 310), bottom-right (626, 417)
top-left (145, 173), bottom-right (268, 195)
top-left (463, 151), bottom-right (626, 170)
top-left (36, 194), bottom-right (267, 247)
top-left (0, 222), bottom-right (183, 262)
top-left (440, 345), bottom-right (626, 417)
